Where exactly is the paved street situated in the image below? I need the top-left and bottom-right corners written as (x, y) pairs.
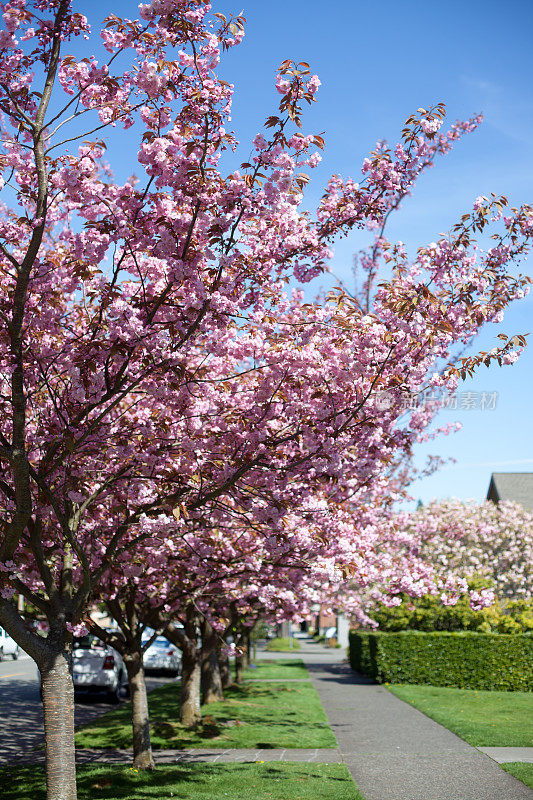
top-left (0, 653), bottom-right (173, 764)
top-left (0, 654), bottom-right (42, 763)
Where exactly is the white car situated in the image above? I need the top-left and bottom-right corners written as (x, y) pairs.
top-left (143, 636), bottom-right (181, 675)
top-left (0, 626), bottom-right (20, 660)
top-left (72, 635), bottom-right (127, 703)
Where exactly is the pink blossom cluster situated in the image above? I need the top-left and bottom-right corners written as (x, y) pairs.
top-left (408, 499), bottom-right (532, 599)
top-left (318, 493), bottom-right (531, 625)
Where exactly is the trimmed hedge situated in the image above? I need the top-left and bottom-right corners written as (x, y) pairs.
top-left (349, 630), bottom-right (533, 691)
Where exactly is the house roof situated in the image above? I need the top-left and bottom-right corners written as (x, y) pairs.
top-left (487, 472), bottom-right (533, 511)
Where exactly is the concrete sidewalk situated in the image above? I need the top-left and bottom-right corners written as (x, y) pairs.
top-left (292, 637), bottom-right (533, 800)
top-left (479, 747), bottom-right (533, 764)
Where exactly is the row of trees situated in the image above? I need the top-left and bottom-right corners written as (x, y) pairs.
top-left (330, 498), bottom-right (532, 629)
top-left (0, 2), bottom-right (530, 798)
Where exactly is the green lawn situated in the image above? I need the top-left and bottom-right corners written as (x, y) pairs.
top-left (75, 681), bottom-right (336, 750)
top-left (243, 659), bottom-right (309, 680)
top-left (387, 684), bottom-right (533, 746)
top-left (265, 637), bottom-right (301, 652)
top-left (501, 762), bottom-right (533, 789)
top-left (0, 763), bottom-right (365, 800)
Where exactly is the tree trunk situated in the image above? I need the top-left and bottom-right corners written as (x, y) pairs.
top-left (200, 621), bottom-right (223, 704)
top-left (180, 645), bottom-right (201, 726)
top-left (241, 640), bottom-right (249, 669)
top-left (234, 653), bottom-right (244, 684)
top-left (40, 647), bottom-right (77, 800)
top-left (218, 647), bottom-right (233, 689)
top-left (123, 654), bottom-right (154, 770)
top-left (246, 631), bottom-right (252, 664)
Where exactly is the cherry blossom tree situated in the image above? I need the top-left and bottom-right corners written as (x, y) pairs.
top-left (0, 1), bottom-right (531, 798)
top-left (328, 496), bottom-right (532, 629)
top-left (405, 498), bottom-right (532, 600)
top-left (89, 480), bottom-right (530, 767)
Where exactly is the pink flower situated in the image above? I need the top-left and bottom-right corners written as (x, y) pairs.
top-left (275, 75), bottom-right (291, 95)
top-left (420, 118), bottom-right (443, 136)
top-left (66, 622), bottom-right (89, 636)
top-left (307, 75), bottom-right (321, 95)
top-left (469, 589), bottom-right (495, 611)
top-left (502, 350), bottom-right (520, 365)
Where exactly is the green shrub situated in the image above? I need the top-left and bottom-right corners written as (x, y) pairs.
top-left (370, 590), bottom-right (533, 634)
top-left (265, 637), bottom-right (301, 651)
top-left (349, 630), bottom-right (533, 691)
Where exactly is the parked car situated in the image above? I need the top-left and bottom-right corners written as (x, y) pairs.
top-left (72, 634), bottom-right (127, 703)
top-left (0, 626), bottom-right (20, 660)
top-left (143, 636), bottom-right (181, 676)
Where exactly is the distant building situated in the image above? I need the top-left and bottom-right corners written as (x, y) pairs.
top-left (487, 472), bottom-right (533, 512)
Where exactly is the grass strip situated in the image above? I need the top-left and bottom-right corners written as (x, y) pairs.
top-left (243, 659), bottom-right (309, 680)
top-left (387, 683), bottom-right (533, 746)
top-left (265, 637), bottom-right (301, 651)
top-left (0, 763), bottom-right (364, 799)
top-left (76, 680), bottom-right (336, 750)
top-left (501, 762), bottom-right (533, 789)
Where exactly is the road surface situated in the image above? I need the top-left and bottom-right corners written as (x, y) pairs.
top-left (0, 652), bottom-right (173, 764)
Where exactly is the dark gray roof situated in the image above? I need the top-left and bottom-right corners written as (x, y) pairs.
top-left (487, 473), bottom-right (533, 511)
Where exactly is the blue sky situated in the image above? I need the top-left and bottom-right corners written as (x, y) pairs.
top-left (82, 1), bottom-right (533, 503)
